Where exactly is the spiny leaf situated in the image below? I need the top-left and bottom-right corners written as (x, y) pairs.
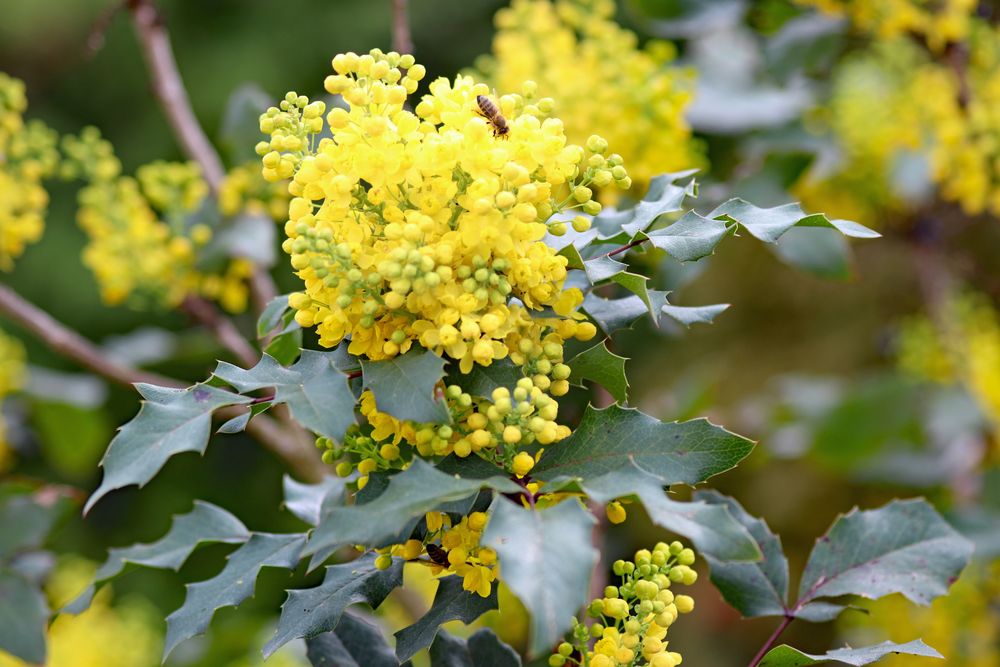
top-left (708, 199), bottom-right (879, 244)
top-left (164, 532), bottom-right (307, 659)
top-left (759, 640), bottom-right (942, 666)
top-left (644, 210), bottom-right (731, 261)
top-left (695, 490), bottom-right (789, 617)
top-left (567, 341), bottom-right (629, 403)
top-left (798, 499), bottom-right (973, 607)
top-left (582, 289), bottom-right (670, 334)
top-left (65, 501), bottom-right (249, 613)
top-left (481, 498), bottom-right (597, 657)
top-left (85, 384), bottom-right (251, 513)
top-left (0, 568), bottom-right (47, 664)
top-left (533, 404), bottom-right (755, 489)
top-left (264, 554), bottom-right (403, 658)
top-left (772, 227), bottom-right (852, 280)
top-left (394, 576), bottom-right (499, 661)
top-left (361, 349), bottom-right (450, 424)
top-left (661, 302), bottom-right (730, 327)
top-left (215, 350), bottom-right (356, 441)
top-left (305, 459), bottom-right (519, 564)
top-left (306, 611), bottom-right (411, 667)
top-left (450, 357), bottom-right (524, 398)
top-left (428, 629), bottom-right (522, 667)
top-left (283, 475), bottom-right (348, 527)
top-left (592, 171), bottom-right (697, 242)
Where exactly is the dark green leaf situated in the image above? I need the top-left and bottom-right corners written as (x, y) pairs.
top-left (395, 576), bottom-right (499, 661)
top-left (306, 611), bottom-right (410, 667)
top-left (265, 326), bottom-right (303, 366)
top-left (165, 532), bottom-right (306, 658)
top-left (0, 487), bottom-right (75, 561)
top-left (305, 460), bottom-right (519, 562)
top-left (798, 499), bottom-right (973, 607)
top-left (283, 476), bottom-right (348, 527)
top-left (661, 302), bottom-right (730, 327)
top-left (533, 404), bottom-right (755, 489)
top-left (450, 358), bottom-right (524, 398)
top-left (361, 349), bottom-right (450, 424)
top-left (708, 199), bottom-right (879, 244)
top-left (85, 384), bottom-right (251, 513)
top-left (264, 554), bottom-right (403, 657)
top-left (215, 351), bottom-right (357, 441)
top-left (772, 227), bottom-right (852, 280)
top-left (695, 490), bottom-right (788, 617)
top-left (0, 568), bottom-right (47, 664)
top-left (65, 501), bottom-right (249, 613)
top-left (567, 341), bottom-right (629, 403)
top-left (428, 629), bottom-right (522, 667)
top-left (759, 640), bottom-right (942, 666)
top-left (257, 295), bottom-right (293, 338)
top-left (644, 210), bottom-right (731, 262)
top-left (482, 498), bottom-right (597, 657)
top-left (582, 293), bottom-right (649, 334)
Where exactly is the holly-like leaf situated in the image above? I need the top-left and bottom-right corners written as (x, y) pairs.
top-left (583, 293), bottom-right (650, 334)
top-left (567, 341), bottom-right (629, 403)
top-left (708, 199), bottom-right (879, 244)
top-left (481, 498), bottom-right (597, 657)
top-left (661, 302), bottom-right (730, 327)
top-left (215, 351), bottom-right (356, 441)
top-left (759, 640), bottom-right (942, 666)
top-left (217, 410), bottom-right (251, 434)
top-left (0, 487), bottom-right (76, 561)
top-left (305, 460), bottom-right (519, 564)
top-left (264, 554), bottom-right (404, 657)
top-left (65, 501), bottom-right (249, 613)
top-left (85, 384), bottom-right (252, 513)
top-left (0, 568), bottom-right (47, 664)
top-left (593, 171), bottom-right (697, 242)
top-left (257, 294), bottom-right (293, 338)
top-left (450, 358), bottom-right (524, 398)
top-left (395, 576), bottom-right (499, 661)
top-left (772, 227), bottom-right (852, 280)
top-left (644, 210), bottom-right (731, 262)
top-left (427, 629), bottom-right (522, 667)
top-left (361, 349), bottom-right (450, 424)
top-left (164, 532), bottom-right (307, 659)
top-left (797, 499), bottom-right (973, 607)
top-left (533, 404), bottom-right (755, 489)
top-left (306, 611), bottom-right (410, 667)
top-left (283, 475), bottom-right (348, 527)
top-left (695, 490), bottom-right (789, 617)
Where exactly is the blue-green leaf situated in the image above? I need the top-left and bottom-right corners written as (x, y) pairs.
top-left (644, 210), bottom-right (731, 261)
top-left (394, 576), bottom-right (499, 661)
top-left (361, 349), bottom-right (450, 424)
top-left (283, 475), bottom-right (348, 527)
top-left (759, 640), bottom-right (942, 666)
top-left (0, 568), bottom-right (47, 664)
top-left (661, 302), bottom-right (730, 327)
top-left (593, 171), bottom-right (697, 242)
top-left (709, 199), bottom-right (879, 244)
top-left (306, 611), bottom-right (410, 667)
top-left (428, 629), bottom-right (522, 667)
top-left (567, 341), bottom-right (629, 403)
top-left (85, 384), bottom-right (252, 513)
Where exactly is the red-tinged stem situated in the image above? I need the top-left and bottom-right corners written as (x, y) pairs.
top-left (391, 0), bottom-right (414, 55)
top-left (748, 615), bottom-right (794, 667)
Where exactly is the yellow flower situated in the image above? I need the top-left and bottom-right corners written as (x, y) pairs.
top-left (798, 0), bottom-right (976, 51)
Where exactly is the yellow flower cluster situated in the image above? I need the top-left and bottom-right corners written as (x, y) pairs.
top-left (840, 562), bottom-right (1000, 667)
top-left (376, 510), bottom-right (498, 598)
top-left (219, 161), bottom-right (290, 221)
top-left (798, 0), bottom-right (976, 51)
top-left (476, 0), bottom-right (700, 197)
top-left (0, 73), bottom-right (58, 270)
top-left (63, 128), bottom-right (252, 312)
top-left (0, 557), bottom-right (162, 667)
top-left (898, 294), bottom-right (1000, 447)
top-left (551, 542), bottom-right (697, 667)
top-left (0, 327), bottom-right (25, 471)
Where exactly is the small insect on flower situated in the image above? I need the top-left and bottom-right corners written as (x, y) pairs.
top-left (476, 94), bottom-right (509, 139)
top-left (425, 543), bottom-right (450, 566)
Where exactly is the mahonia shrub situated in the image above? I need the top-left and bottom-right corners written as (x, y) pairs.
top-left (2, 44), bottom-right (975, 667)
top-left (0, 326), bottom-right (25, 470)
top-left (475, 0), bottom-right (701, 198)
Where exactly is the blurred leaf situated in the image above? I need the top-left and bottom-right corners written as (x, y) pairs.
top-left (215, 351), bottom-right (357, 441)
top-left (0, 568), bottom-right (47, 664)
top-left (361, 349), bottom-right (450, 424)
top-left (0, 487), bottom-right (76, 561)
top-left (306, 611), bottom-right (410, 667)
top-left (773, 228), bottom-right (851, 280)
top-left (948, 506), bottom-right (1000, 560)
top-left (219, 82), bottom-right (272, 165)
top-left (482, 499), bottom-right (597, 657)
top-left (645, 211), bottom-right (731, 262)
top-left (661, 302), bottom-right (730, 327)
top-left (65, 501), bottom-right (249, 613)
top-left (765, 12), bottom-right (846, 81)
top-left (759, 640), bottom-right (942, 666)
top-left (283, 475), bottom-right (348, 527)
top-left (695, 490), bottom-right (789, 617)
top-left (165, 532), bottom-right (307, 659)
top-left (305, 460), bottom-right (519, 564)
top-left (592, 171), bottom-right (697, 242)
top-left (427, 628), bottom-right (522, 667)
top-left (798, 499), bottom-right (973, 607)
top-left (215, 212), bottom-right (276, 267)
top-left (264, 554), bottom-right (404, 658)
top-left (533, 404), bottom-right (755, 488)
top-left (710, 199), bottom-right (879, 243)
top-left (394, 575), bottom-right (499, 661)
top-left (265, 325), bottom-right (303, 366)
top-left (257, 295), bottom-right (293, 338)
top-left (85, 384), bottom-right (251, 513)
top-left (567, 341), bottom-right (629, 403)
top-left (450, 358), bottom-right (524, 398)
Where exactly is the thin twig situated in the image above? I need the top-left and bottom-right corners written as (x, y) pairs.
top-left (605, 237), bottom-right (647, 258)
top-left (747, 615), bottom-right (794, 667)
top-left (85, 0), bottom-right (127, 57)
top-left (180, 295), bottom-right (259, 368)
top-left (391, 0), bottom-right (414, 55)
top-left (0, 284), bottom-right (180, 389)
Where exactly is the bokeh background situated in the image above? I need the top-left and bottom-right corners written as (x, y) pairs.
top-left (1, 0), bottom-right (998, 665)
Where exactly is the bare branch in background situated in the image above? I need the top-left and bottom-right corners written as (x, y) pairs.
top-left (180, 295), bottom-right (259, 369)
top-left (392, 0), bottom-right (414, 55)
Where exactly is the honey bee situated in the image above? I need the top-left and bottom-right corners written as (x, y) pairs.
top-left (476, 94), bottom-right (509, 139)
top-left (425, 543), bottom-right (450, 566)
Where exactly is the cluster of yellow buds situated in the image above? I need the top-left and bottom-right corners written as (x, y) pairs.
top-left (375, 511), bottom-right (498, 598)
top-left (551, 542), bottom-right (697, 667)
top-left (218, 162), bottom-right (290, 221)
top-left (0, 327), bottom-right (26, 470)
top-left (476, 0), bottom-right (700, 198)
top-left (798, 0), bottom-right (976, 51)
top-left (0, 73), bottom-right (58, 270)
